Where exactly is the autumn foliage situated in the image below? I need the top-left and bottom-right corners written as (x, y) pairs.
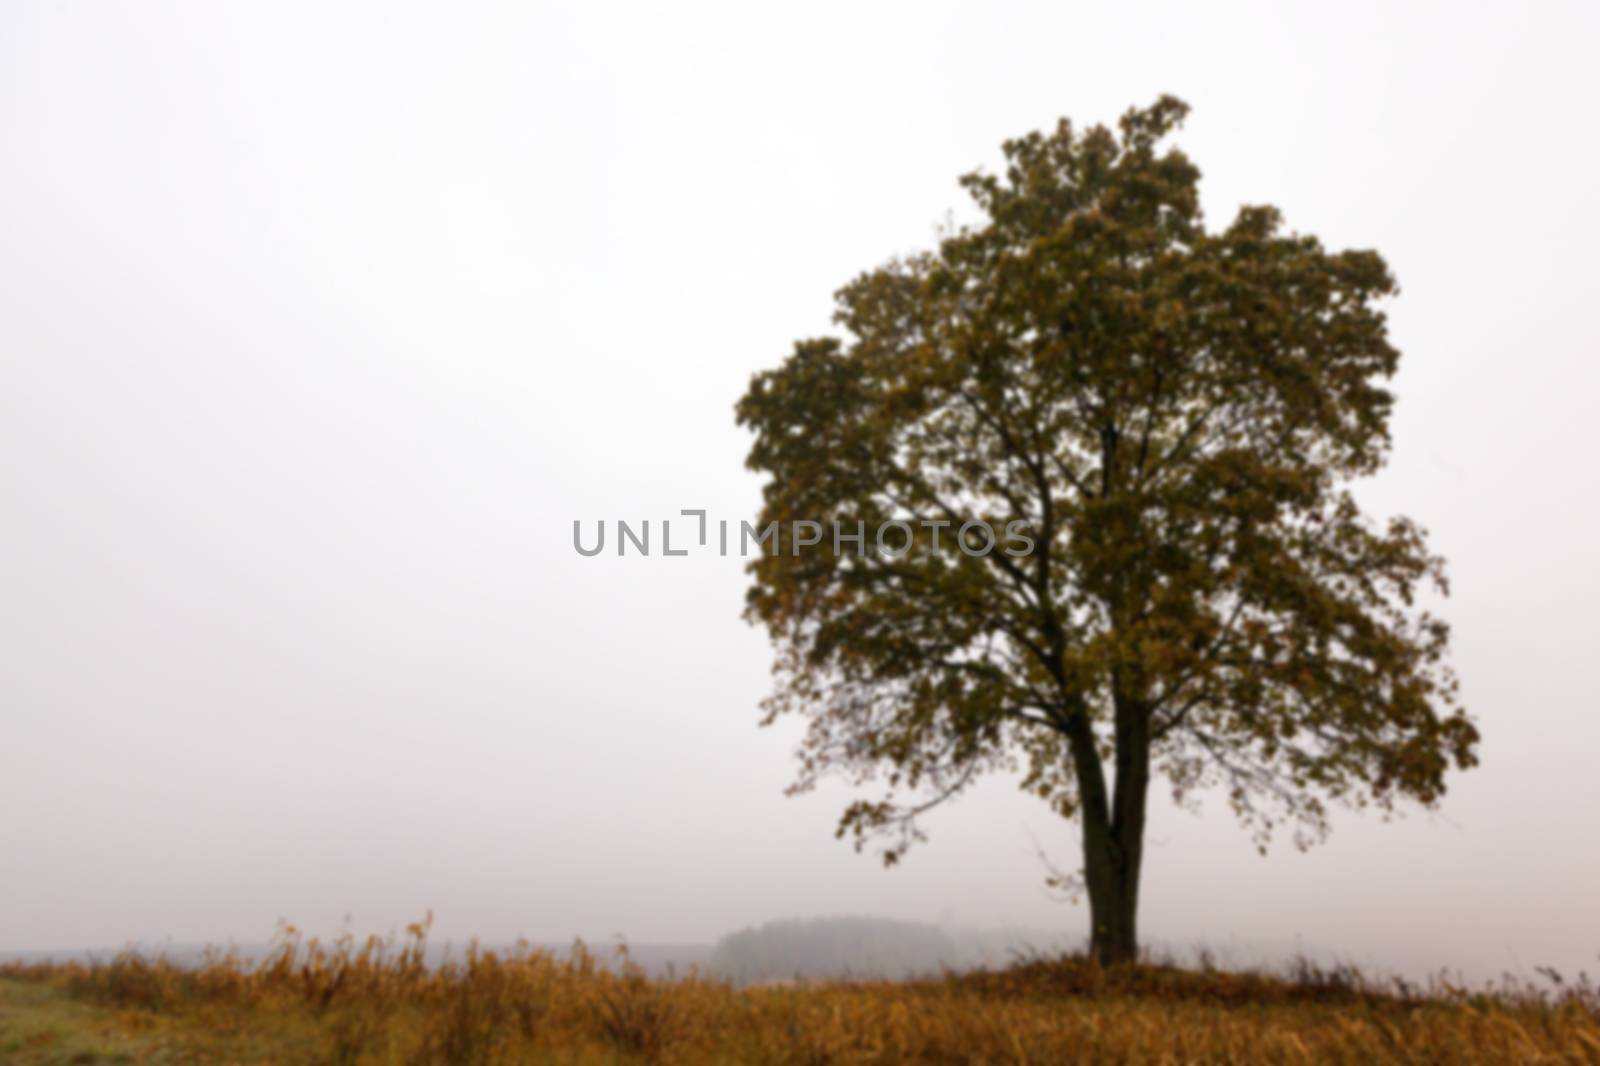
top-left (737, 97), bottom-right (1478, 963)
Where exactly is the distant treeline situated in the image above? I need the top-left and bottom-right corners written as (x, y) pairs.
top-left (708, 917), bottom-right (1073, 984)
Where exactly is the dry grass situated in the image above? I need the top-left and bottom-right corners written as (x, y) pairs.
top-left (4, 917), bottom-right (1599, 1065)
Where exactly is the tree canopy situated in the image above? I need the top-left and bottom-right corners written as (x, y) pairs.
top-left (735, 96), bottom-right (1479, 964)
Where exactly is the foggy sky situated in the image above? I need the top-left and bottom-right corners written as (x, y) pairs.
top-left (3, 1), bottom-right (1598, 981)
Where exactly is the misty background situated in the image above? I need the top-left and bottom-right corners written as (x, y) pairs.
top-left (2, 2), bottom-right (1597, 982)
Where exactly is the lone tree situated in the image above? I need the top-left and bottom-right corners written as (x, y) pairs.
top-left (735, 97), bottom-right (1478, 966)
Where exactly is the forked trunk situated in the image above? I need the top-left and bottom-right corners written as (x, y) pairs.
top-left (1070, 691), bottom-right (1150, 967)
top-left (1083, 819), bottom-right (1142, 966)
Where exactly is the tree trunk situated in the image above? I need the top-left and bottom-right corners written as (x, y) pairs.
top-left (1082, 816), bottom-right (1142, 966)
top-left (1071, 691), bottom-right (1151, 967)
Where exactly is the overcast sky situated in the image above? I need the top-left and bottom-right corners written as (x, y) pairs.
top-left (2, 1), bottom-right (1597, 980)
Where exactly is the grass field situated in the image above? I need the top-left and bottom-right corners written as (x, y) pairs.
top-left (3, 920), bottom-right (1599, 1065)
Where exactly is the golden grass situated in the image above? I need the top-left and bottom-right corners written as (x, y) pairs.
top-left (3, 917), bottom-right (1598, 1065)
